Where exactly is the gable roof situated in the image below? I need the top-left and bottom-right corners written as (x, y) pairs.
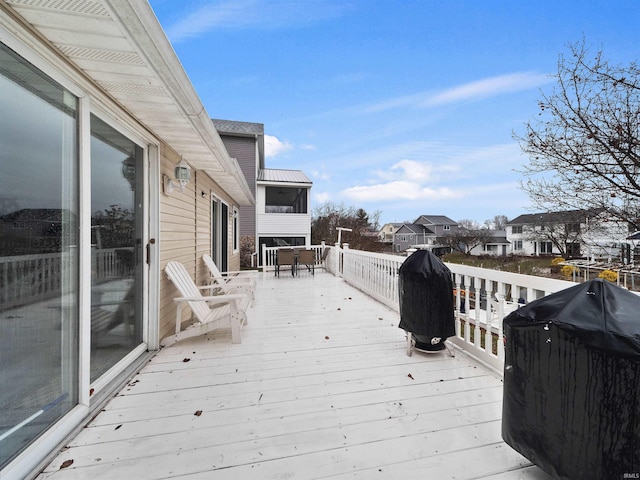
top-left (212, 119), bottom-right (264, 136)
top-left (414, 215), bottom-right (458, 226)
top-left (212, 118), bottom-right (265, 170)
top-left (258, 169), bottom-right (312, 185)
top-left (508, 208), bottom-right (605, 225)
top-left (3, 0), bottom-right (254, 206)
top-left (396, 224), bottom-right (435, 235)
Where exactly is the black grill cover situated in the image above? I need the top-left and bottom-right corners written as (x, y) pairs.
top-left (502, 278), bottom-right (640, 480)
top-left (397, 250), bottom-right (455, 344)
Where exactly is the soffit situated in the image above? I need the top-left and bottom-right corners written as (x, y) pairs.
top-left (3, 0), bottom-right (254, 206)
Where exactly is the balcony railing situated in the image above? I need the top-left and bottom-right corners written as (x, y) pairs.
top-left (0, 248), bottom-right (132, 311)
top-left (262, 244), bottom-right (576, 374)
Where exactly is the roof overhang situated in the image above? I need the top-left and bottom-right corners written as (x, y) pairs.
top-left (3, 0), bottom-right (254, 206)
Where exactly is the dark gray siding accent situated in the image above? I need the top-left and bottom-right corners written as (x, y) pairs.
top-left (219, 135), bottom-right (256, 237)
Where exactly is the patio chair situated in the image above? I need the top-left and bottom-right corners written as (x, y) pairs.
top-left (162, 260), bottom-right (249, 347)
top-left (202, 254), bottom-right (256, 300)
top-left (275, 248), bottom-right (296, 277)
top-left (298, 249), bottom-right (315, 275)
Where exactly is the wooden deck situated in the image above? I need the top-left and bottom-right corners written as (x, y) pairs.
top-left (38, 271), bottom-right (553, 479)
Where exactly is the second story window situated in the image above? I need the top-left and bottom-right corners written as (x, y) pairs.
top-left (512, 225), bottom-right (523, 234)
top-left (265, 186), bottom-right (307, 213)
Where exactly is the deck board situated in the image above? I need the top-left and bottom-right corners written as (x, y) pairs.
top-left (38, 271), bottom-right (553, 479)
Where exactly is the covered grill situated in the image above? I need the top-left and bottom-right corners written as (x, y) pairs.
top-left (398, 249), bottom-right (455, 356)
top-left (502, 278), bottom-right (640, 479)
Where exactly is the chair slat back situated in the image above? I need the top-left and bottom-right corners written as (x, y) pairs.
top-left (299, 249), bottom-right (315, 265)
top-left (203, 254), bottom-right (223, 279)
top-left (277, 249), bottom-right (296, 265)
top-left (165, 261), bottom-right (210, 321)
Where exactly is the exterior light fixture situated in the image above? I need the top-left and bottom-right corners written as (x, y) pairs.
top-left (163, 159), bottom-right (191, 194)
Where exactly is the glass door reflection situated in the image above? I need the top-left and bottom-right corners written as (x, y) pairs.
top-left (90, 115), bottom-right (143, 382)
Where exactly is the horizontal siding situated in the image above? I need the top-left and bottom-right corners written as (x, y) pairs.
top-left (220, 135), bottom-right (256, 237)
top-left (159, 149), bottom-right (243, 343)
top-left (257, 213), bottom-right (311, 236)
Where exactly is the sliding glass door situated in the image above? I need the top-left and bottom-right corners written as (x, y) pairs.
top-left (90, 115), bottom-right (144, 382)
top-left (0, 42), bottom-right (150, 471)
top-left (0, 42), bottom-right (79, 469)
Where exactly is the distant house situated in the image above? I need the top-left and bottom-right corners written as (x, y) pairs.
top-left (468, 230), bottom-right (510, 256)
top-left (506, 208), bottom-right (628, 258)
top-left (213, 119), bottom-right (312, 266)
top-left (393, 215), bottom-right (460, 254)
top-left (379, 223), bottom-right (403, 244)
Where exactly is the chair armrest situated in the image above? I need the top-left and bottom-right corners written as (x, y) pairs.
top-left (199, 283), bottom-right (250, 293)
top-left (173, 294), bottom-right (247, 304)
top-left (219, 270), bottom-right (259, 276)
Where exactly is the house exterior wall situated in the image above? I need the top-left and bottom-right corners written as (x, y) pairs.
top-left (218, 134), bottom-right (257, 238)
top-left (0, 5), bottom-right (247, 477)
top-left (379, 223), bottom-right (400, 243)
top-left (507, 214), bottom-right (629, 259)
top-left (255, 183), bottom-right (311, 242)
top-left (159, 151), bottom-right (241, 342)
top-left (393, 226), bottom-right (434, 253)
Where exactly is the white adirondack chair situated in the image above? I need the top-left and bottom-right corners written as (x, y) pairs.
top-left (202, 254), bottom-right (257, 299)
top-left (162, 261), bottom-right (249, 347)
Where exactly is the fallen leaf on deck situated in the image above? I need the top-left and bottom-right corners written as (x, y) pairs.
top-left (194, 410), bottom-right (203, 416)
top-left (183, 358), bottom-right (191, 362)
top-left (407, 373), bottom-right (414, 380)
top-left (115, 424), bottom-right (122, 430)
top-left (325, 336), bottom-right (330, 340)
top-left (60, 459), bottom-right (74, 469)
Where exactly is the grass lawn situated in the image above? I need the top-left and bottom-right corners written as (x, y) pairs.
top-left (442, 252), bottom-right (565, 279)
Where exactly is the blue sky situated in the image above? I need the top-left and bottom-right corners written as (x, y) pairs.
top-left (148, 0), bottom-right (640, 227)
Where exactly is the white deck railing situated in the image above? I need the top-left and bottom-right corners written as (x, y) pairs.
top-left (0, 248), bottom-right (131, 310)
top-left (329, 245), bottom-right (576, 374)
top-left (261, 244), bottom-right (327, 272)
top-left (259, 244), bottom-right (576, 373)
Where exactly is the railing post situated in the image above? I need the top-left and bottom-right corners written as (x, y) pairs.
top-left (473, 282), bottom-right (481, 349)
top-left (334, 242), bottom-right (341, 277)
top-left (485, 281), bottom-right (494, 355)
top-left (261, 243), bottom-right (267, 270)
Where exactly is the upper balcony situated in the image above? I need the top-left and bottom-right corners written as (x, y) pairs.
top-left (37, 246), bottom-right (568, 479)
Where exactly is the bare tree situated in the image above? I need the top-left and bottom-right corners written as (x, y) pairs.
top-left (517, 39), bottom-right (640, 230)
top-left (441, 221), bottom-right (493, 255)
top-left (311, 202), bottom-right (383, 252)
top-left (485, 214), bottom-right (509, 230)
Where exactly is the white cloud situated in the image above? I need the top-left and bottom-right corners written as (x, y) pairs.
top-left (314, 192), bottom-right (331, 203)
top-left (264, 134), bottom-right (293, 158)
top-left (373, 158), bottom-right (461, 183)
top-left (424, 72), bottom-right (551, 107)
top-left (342, 181), bottom-right (462, 201)
top-left (365, 72), bottom-right (552, 113)
top-left (311, 169), bottom-right (331, 180)
top-left (165, 0), bottom-right (351, 43)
